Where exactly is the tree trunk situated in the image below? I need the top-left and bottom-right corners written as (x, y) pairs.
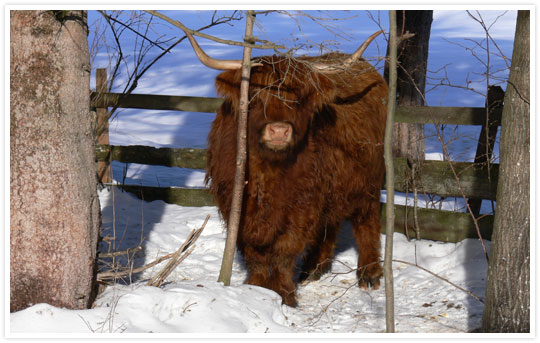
top-left (481, 10), bottom-right (530, 333)
top-left (10, 10), bottom-right (100, 312)
top-left (384, 10), bottom-right (432, 161)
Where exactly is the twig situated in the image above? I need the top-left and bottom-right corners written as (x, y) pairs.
top-left (97, 249), bottom-right (174, 281)
top-left (97, 214), bottom-right (209, 282)
top-left (310, 280), bottom-right (361, 326)
top-left (99, 245), bottom-right (142, 258)
top-left (95, 10), bottom-right (245, 125)
top-left (98, 11), bottom-right (167, 51)
top-left (433, 123), bottom-right (490, 262)
top-left (393, 259), bottom-right (484, 303)
top-left (384, 34), bottom-right (492, 260)
top-left (146, 10), bottom-right (285, 50)
top-left (147, 214), bottom-right (210, 287)
top-left (147, 246), bottom-right (197, 287)
top-left (306, 253), bottom-right (484, 330)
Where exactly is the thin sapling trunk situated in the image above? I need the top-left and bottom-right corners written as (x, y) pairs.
top-left (384, 9), bottom-right (398, 333)
top-left (217, 11), bottom-right (256, 285)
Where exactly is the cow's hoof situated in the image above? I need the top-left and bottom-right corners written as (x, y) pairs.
top-left (282, 294), bottom-right (298, 307)
top-left (357, 264), bottom-right (383, 290)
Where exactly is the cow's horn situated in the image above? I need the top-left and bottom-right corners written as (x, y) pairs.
top-left (183, 29), bottom-right (262, 70)
top-left (313, 30), bottom-right (384, 72)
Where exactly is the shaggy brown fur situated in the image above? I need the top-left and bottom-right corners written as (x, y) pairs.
top-left (206, 53), bottom-right (388, 307)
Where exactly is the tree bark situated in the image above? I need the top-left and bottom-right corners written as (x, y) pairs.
top-left (385, 10), bottom-right (432, 161)
top-left (10, 10), bottom-right (100, 312)
top-left (481, 10), bottom-right (530, 333)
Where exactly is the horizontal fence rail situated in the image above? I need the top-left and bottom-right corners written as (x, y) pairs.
top-left (396, 106), bottom-right (502, 126)
top-left (95, 144), bottom-right (207, 170)
top-left (91, 91), bottom-right (502, 126)
top-left (103, 184), bottom-right (493, 242)
top-left (96, 145), bottom-right (498, 201)
top-left (93, 90), bottom-right (500, 243)
top-left (95, 143), bottom-right (498, 243)
top-left (91, 92), bottom-right (224, 113)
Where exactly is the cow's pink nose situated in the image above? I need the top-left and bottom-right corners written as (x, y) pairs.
top-left (267, 122), bottom-right (291, 141)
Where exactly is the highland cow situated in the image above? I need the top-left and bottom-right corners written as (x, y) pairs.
top-left (186, 31), bottom-right (388, 307)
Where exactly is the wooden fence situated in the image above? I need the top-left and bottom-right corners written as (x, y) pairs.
top-left (92, 72), bottom-right (501, 243)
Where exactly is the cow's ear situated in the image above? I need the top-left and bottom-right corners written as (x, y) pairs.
top-left (215, 69), bottom-right (242, 110)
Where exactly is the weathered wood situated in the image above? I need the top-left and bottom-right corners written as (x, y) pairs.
top-left (95, 144), bottom-right (206, 170)
top-left (116, 185), bottom-right (215, 207)
top-left (382, 203), bottom-right (493, 243)
top-left (90, 92), bottom-right (224, 113)
top-left (97, 145), bottom-right (499, 200)
top-left (468, 85), bottom-right (505, 216)
top-left (396, 105), bottom-right (502, 126)
top-left (393, 157), bottom-right (499, 200)
top-left (96, 69), bottom-right (111, 183)
top-left (90, 91), bottom-right (502, 126)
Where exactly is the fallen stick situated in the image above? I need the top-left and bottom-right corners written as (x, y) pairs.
top-left (97, 214), bottom-right (210, 283)
top-left (147, 214), bottom-right (210, 287)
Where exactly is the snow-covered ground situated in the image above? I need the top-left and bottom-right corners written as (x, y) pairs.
top-left (11, 187), bottom-right (489, 335)
top-left (9, 9), bottom-right (518, 336)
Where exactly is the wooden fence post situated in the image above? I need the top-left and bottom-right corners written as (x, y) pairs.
top-left (96, 68), bottom-right (110, 184)
top-left (468, 85), bottom-right (504, 216)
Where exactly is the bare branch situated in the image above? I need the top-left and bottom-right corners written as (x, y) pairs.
top-left (98, 10), bottom-right (167, 51)
top-left (146, 10), bottom-right (285, 50)
top-left (394, 259), bottom-right (484, 303)
top-left (99, 245), bottom-right (142, 259)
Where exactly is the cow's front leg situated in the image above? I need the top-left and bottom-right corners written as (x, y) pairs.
top-left (267, 255), bottom-right (298, 307)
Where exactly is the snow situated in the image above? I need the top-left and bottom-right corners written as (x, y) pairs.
top-left (9, 187), bottom-right (490, 335)
top-left (8, 9), bottom-right (517, 337)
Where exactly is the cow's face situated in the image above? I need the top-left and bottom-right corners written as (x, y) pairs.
top-left (248, 99), bottom-right (309, 159)
top-left (215, 57), bottom-right (338, 161)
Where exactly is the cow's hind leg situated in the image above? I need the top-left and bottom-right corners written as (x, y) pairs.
top-left (299, 221), bottom-right (339, 283)
top-left (352, 200), bottom-right (383, 289)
